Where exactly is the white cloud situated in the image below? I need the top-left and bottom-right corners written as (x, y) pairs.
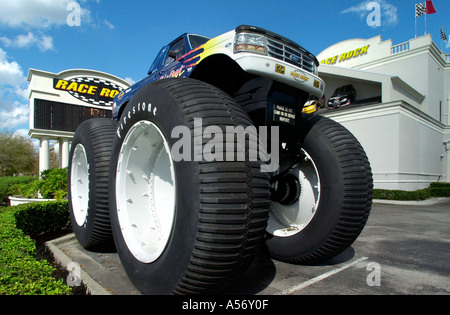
top-left (0, 0), bottom-right (92, 29)
top-left (16, 33), bottom-right (37, 48)
top-left (341, 0), bottom-right (399, 27)
top-left (0, 103), bottom-right (29, 129)
top-left (0, 49), bottom-right (27, 87)
top-left (0, 0), bottom-right (70, 28)
top-left (15, 85), bottom-right (32, 100)
top-left (14, 129), bottom-right (39, 150)
top-left (0, 48), bottom-right (29, 128)
top-left (125, 77), bottom-right (136, 85)
top-left (14, 128), bottom-right (31, 139)
top-left (0, 33), bottom-right (54, 52)
top-left (104, 20), bottom-right (115, 30)
top-left (38, 36), bottom-right (54, 52)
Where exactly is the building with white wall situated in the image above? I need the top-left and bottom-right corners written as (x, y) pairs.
top-left (317, 34), bottom-right (450, 190)
top-left (28, 69), bottom-right (131, 175)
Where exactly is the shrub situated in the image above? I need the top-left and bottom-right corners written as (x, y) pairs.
top-left (8, 168), bottom-right (68, 201)
top-left (429, 182), bottom-right (450, 197)
top-left (373, 182), bottom-right (450, 201)
top-left (0, 176), bottom-right (37, 204)
top-left (7, 179), bottom-right (40, 199)
top-left (14, 201), bottom-right (71, 238)
top-left (0, 204), bottom-right (72, 295)
top-left (38, 168), bottom-right (68, 200)
top-left (373, 188), bottom-right (432, 201)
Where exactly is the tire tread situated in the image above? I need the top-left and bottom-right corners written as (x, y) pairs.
top-left (153, 79), bottom-right (270, 294)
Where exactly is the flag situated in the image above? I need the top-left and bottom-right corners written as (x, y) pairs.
top-left (415, 3), bottom-right (426, 18)
top-left (441, 26), bottom-right (448, 42)
top-left (426, 0), bottom-right (437, 15)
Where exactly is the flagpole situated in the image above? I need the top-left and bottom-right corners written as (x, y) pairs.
top-left (414, 4), bottom-right (417, 38)
top-left (424, 4), bottom-right (427, 35)
top-left (441, 26), bottom-right (448, 53)
top-left (415, 10), bottom-right (417, 38)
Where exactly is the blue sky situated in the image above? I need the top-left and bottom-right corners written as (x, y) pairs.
top-left (0, 0), bottom-right (449, 135)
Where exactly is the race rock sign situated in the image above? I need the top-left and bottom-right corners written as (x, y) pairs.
top-left (53, 77), bottom-right (123, 107)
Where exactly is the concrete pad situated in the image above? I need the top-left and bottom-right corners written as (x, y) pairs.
top-left (45, 234), bottom-right (141, 295)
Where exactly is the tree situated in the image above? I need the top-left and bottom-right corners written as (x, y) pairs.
top-left (0, 130), bottom-right (38, 177)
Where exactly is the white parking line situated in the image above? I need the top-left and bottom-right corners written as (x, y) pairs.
top-left (278, 256), bottom-right (369, 295)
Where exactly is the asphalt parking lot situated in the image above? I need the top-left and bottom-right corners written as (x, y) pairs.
top-left (46, 198), bottom-right (450, 295)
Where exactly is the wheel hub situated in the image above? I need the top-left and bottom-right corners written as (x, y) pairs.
top-left (115, 121), bottom-right (176, 264)
top-left (267, 149), bottom-right (321, 238)
top-left (271, 173), bottom-right (301, 206)
top-left (70, 144), bottom-right (90, 227)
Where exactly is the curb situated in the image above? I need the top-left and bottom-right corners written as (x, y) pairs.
top-left (45, 234), bottom-right (111, 295)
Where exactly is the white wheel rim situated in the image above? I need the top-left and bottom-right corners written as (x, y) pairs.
top-left (267, 149), bottom-right (321, 238)
top-left (71, 144), bottom-right (90, 227)
top-left (116, 121), bottom-right (176, 264)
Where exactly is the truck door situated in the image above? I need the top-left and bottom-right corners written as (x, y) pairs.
top-left (148, 46), bottom-right (169, 81)
top-left (158, 37), bottom-right (188, 79)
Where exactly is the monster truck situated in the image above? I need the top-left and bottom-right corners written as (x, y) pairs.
top-left (68, 25), bottom-right (373, 295)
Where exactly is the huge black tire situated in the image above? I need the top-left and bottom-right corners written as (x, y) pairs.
top-left (68, 118), bottom-right (117, 251)
top-left (266, 114), bottom-right (373, 264)
top-left (108, 78), bottom-right (270, 295)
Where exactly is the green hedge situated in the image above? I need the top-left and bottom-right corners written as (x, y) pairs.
top-left (429, 182), bottom-right (450, 197)
top-left (0, 202), bottom-right (72, 295)
top-left (14, 201), bottom-right (71, 238)
top-left (374, 182), bottom-right (450, 201)
top-left (373, 188), bottom-right (432, 201)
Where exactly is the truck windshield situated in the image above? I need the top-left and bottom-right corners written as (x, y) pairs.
top-left (188, 35), bottom-right (210, 49)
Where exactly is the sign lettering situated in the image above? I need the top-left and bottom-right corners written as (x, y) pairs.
top-left (320, 45), bottom-right (370, 65)
top-left (53, 77), bottom-right (123, 107)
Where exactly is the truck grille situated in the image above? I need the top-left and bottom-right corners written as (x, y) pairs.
top-left (266, 37), bottom-right (315, 74)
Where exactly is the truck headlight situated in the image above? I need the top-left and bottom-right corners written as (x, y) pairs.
top-left (235, 33), bottom-right (266, 54)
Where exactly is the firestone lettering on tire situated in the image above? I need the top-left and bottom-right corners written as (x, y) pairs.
top-left (117, 102), bottom-right (158, 139)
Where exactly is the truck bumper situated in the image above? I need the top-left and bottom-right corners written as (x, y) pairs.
top-left (234, 53), bottom-right (325, 98)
